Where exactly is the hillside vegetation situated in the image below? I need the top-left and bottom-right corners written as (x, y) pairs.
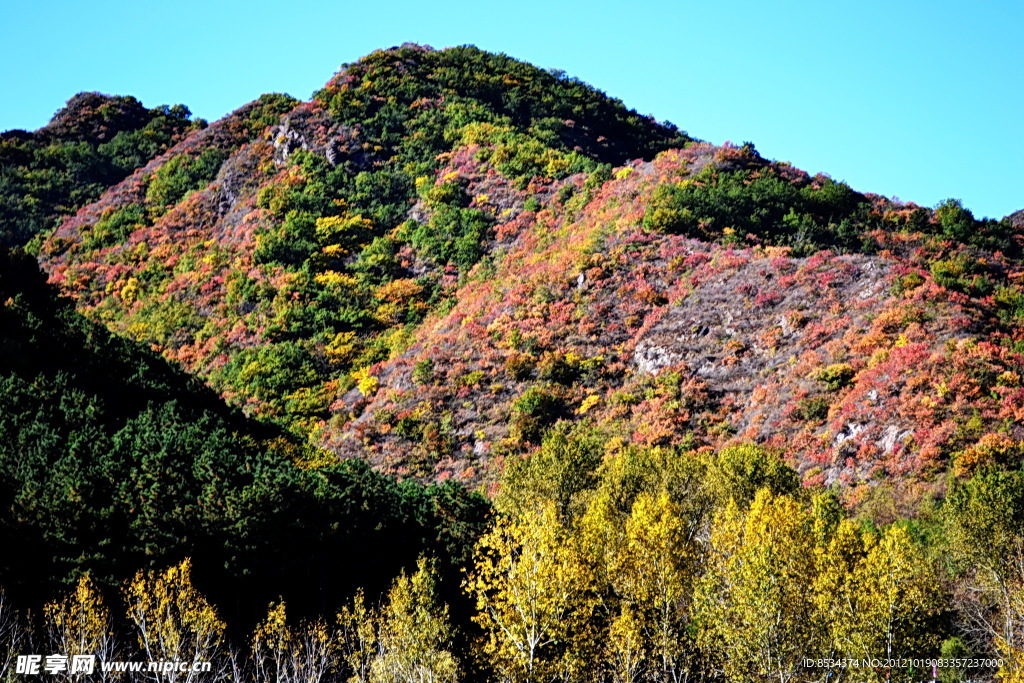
top-left (2, 43), bottom-right (1024, 681)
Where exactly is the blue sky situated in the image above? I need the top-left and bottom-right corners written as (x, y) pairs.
top-left (2, 0), bottom-right (1021, 219)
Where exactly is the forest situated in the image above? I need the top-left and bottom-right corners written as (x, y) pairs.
top-left (2, 44), bottom-right (1024, 681)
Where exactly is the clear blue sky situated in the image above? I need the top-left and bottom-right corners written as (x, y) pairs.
top-left (2, 0), bottom-right (1021, 219)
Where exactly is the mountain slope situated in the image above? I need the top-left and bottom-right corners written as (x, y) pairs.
top-left (0, 92), bottom-right (202, 246)
top-left (0, 247), bottom-right (487, 620)
top-left (33, 44), bottom-right (1024, 513)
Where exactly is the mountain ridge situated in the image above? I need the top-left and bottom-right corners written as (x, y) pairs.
top-left (15, 43), bottom-right (1024, 513)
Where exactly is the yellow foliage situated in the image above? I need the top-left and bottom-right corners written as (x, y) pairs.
top-left (284, 380), bottom-right (338, 419)
top-left (252, 601), bottom-right (333, 683)
top-left (467, 502), bottom-right (596, 682)
top-left (459, 122), bottom-right (511, 146)
top-left (376, 278), bottom-right (423, 304)
top-left (606, 605), bottom-right (644, 683)
top-left (371, 558), bottom-right (458, 683)
top-left (955, 433), bottom-right (1024, 478)
top-left (352, 367), bottom-right (380, 397)
top-left (314, 270), bottom-right (359, 291)
top-left (45, 574), bottom-right (116, 670)
top-left (374, 302), bottom-right (402, 326)
top-left (337, 590), bottom-right (378, 683)
top-left (325, 331), bottom-right (359, 365)
top-left (123, 558), bottom-right (225, 673)
top-left (999, 370), bottom-right (1022, 388)
top-left (320, 243), bottom-right (348, 257)
top-left (868, 347), bottom-right (891, 368)
top-left (576, 394), bottom-right (601, 415)
top-left (695, 489), bottom-right (818, 681)
top-left (315, 214), bottom-right (372, 243)
top-left (119, 277), bottom-right (140, 304)
top-left (612, 490), bottom-right (697, 681)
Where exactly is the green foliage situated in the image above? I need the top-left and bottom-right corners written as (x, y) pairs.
top-left (80, 203), bottom-right (146, 250)
top-left (815, 362), bottom-right (856, 391)
top-left (316, 45), bottom-right (691, 172)
top-left (930, 254), bottom-right (993, 296)
top-left (412, 359), bottom-right (434, 385)
top-left (945, 468), bottom-right (1024, 573)
top-left (0, 93), bottom-right (196, 246)
top-left (796, 395), bottom-right (831, 421)
top-left (0, 249), bottom-right (490, 617)
top-left (508, 385), bottom-right (563, 443)
top-left (643, 166), bottom-right (876, 254)
top-left (702, 443), bottom-right (800, 509)
top-left (935, 198), bottom-right (975, 242)
top-left (933, 198), bottom-right (1019, 255)
top-left (245, 93), bottom-right (300, 136)
top-left (402, 207), bottom-right (493, 272)
top-left (496, 423), bottom-right (604, 520)
top-left (145, 146), bottom-right (228, 215)
top-left (995, 285), bottom-right (1024, 324)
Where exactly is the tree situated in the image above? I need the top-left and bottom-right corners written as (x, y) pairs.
top-left (0, 590), bottom-right (27, 682)
top-left (123, 559), bottom-right (226, 683)
top-left (816, 521), bottom-right (943, 681)
top-left (251, 602), bottom-right (333, 683)
top-left (813, 518), bottom-right (868, 669)
top-left (852, 526), bottom-right (942, 672)
top-left (467, 503), bottom-right (594, 682)
top-left (371, 557), bottom-right (459, 683)
top-left (695, 488), bottom-right (820, 682)
top-left (611, 490), bottom-right (698, 683)
top-left (336, 590), bottom-right (378, 683)
top-left (935, 198), bottom-right (974, 242)
top-left (945, 469), bottom-right (1024, 675)
top-left (44, 574), bottom-right (120, 683)
top-left (495, 423), bottom-right (603, 522)
top-left (701, 444), bottom-right (800, 510)
top-left (605, 605), bottom-right (645, 683)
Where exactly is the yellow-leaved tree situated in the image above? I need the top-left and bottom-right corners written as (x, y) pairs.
top-left (944, 469), bottom-right (1024, 678)
top-left (813, 517), bottom-right (869, 669)
top-left (251, 602), bottom-right (333, 683)
top-left (467, 502), bottom-right (595, 683)
top-left (44, 574), bottom-right (119, 682)
top-left (123, 558), bottom-right (225, 683)
top-left (370, 557), bottom-right (459, 683)
top-left (610, 489), bottom-right (699, 683)
top-left (695, 488), bottom-right (820, 682)
top-left (854, 525), bottom-right (943, 675)
top-left (818, 522), bottom-right (942, 680)
top-left (336, 589), bottom-right (378, 683)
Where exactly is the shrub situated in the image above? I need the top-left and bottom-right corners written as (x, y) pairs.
top-left (815, 363), bottom-right (856, 391)
top-left (508, 385), bottom-right (563, 443)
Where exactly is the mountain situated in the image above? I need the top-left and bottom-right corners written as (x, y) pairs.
top-left (28, 44), bottom-right (1022, 513)
top-left (0, 92), bottom-right (201, 247)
